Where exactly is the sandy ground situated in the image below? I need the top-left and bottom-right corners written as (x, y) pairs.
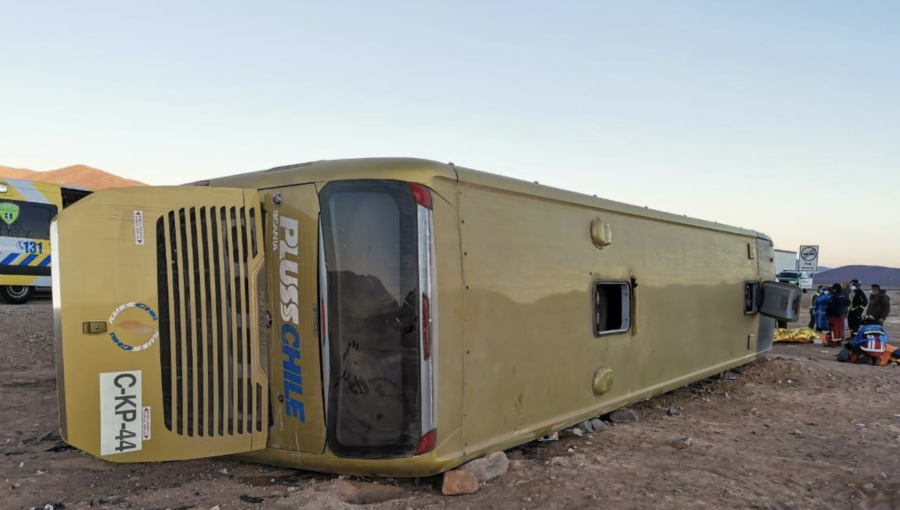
top-left (2, 296), bottom-right (900, 510)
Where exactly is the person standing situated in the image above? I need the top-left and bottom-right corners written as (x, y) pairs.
top-left (866, 284), bottom-right (891, 325)
top-left (826, 283), bottom-right (850, 340)
top-left (847, 279), bottom-right (869, 337)
top-left (809, 285), bottom-right (824, 328)
top-left (814, 287), bottom-right (833, 332)
top-left (839, 282), bottom-right (851, 337)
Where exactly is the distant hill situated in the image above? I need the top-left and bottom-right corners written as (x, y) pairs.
top-left (0, 163), bottom-right (145, 190)
top-left (813, 265), bottom-right (900, 288)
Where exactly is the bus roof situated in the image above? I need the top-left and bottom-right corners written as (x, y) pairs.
top-left (207, 157), bottom-right (762, 239)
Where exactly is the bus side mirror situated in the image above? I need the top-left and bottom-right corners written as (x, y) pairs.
top-left (759, 281), bottom-right (801, 322)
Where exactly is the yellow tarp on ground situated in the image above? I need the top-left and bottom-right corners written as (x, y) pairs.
top-left (774, 327), bottom-right (822, 343)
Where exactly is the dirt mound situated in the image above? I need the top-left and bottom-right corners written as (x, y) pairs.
top-left (0, 163), bottom-right (145, 190)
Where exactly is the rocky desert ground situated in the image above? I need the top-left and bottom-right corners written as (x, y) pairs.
top-left (2, 294), bottom-right (899, 510)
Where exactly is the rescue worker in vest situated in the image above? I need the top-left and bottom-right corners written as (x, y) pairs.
top-left (866, 284), bottom-right (891, 325)
top-left (809, 285), bottom-right (824, 328)
top-left (847, 279), bottom-right (869, 337)
top-left (826, 283), bottom-right (850, 340)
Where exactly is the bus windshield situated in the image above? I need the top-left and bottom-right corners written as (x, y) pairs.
top-left (319, 181), bottom-right (421, 458)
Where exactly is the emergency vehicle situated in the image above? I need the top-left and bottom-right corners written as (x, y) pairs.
top-left (0, 178), bottom-right (90, 303)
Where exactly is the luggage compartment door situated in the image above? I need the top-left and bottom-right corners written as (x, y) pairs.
top-left (759, 281), bottom-right (801, 322)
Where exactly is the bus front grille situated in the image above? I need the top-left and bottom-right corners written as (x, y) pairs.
top-left (155, 205), bottom-right (260, 437)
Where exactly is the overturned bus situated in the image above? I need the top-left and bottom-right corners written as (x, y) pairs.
top-left (52, 158), bottom-right (799, 476)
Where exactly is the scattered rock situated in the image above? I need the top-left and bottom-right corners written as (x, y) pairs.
top-left (548, 456), bottom-right (570, 467)
top-left (861, 483), bottom-right (876, 492)
top-left (459, 451), bottom-right (509, 483)
top-left (583, 420), bottom-right (595, 432)
top-left (790, 429), bottom-right (805, 438)
top-left (508, 460), bottom-right (527, 471)
top-left (609, 409), bottom-right (639, 424)
top-left (209, 506), bottom-right (221, 510)
top-left (880, 472), bottom-right (888, 480)
top-left (442, 470), bottom-right (479, 495)
top-left (590, 418), bottom-right (607, 432)
top-left (667, 407), bottom-right (681, 416)
top-left (239, 495), bottom-right (265, 504)
top-left (671, 437), bottom-right (692, 449)
top-left (571, 427), bottom-right (584, 437)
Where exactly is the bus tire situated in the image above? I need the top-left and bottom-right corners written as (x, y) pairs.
top-left (0, 286), bottom-right (35, 305)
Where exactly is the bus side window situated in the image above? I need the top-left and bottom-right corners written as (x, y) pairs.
top-left (744, 282), bottom-right (760, 315)
top-left (594, 281), bottom-right (631, 337)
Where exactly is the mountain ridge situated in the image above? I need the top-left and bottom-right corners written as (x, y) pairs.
top-left (813, 265), bottom-right (900, 289)
top-left (0, 163), bottom-right (145, 190)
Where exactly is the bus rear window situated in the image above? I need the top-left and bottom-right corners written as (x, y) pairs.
top-left (0, 200), bottom-right (58, 240)
top-left (319, 181), bottom-right (421, 458)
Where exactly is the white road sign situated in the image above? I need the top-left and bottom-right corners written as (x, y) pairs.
top-left (798, 245), bottom-right (819, 272)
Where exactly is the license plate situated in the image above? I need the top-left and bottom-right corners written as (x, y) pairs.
top-left (100, 371), bottom-right (143, 455)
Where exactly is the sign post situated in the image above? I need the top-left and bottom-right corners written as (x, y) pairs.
top-left (798, 245), bottom-right (819, 272)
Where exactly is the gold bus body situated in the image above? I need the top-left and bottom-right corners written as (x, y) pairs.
top-left (53, 158), bottom-right (785, 477)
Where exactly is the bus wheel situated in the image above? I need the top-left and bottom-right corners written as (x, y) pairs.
top-left (0, 286), bottom-right (35, 305)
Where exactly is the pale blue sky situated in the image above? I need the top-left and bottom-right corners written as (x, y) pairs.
top-left (1, 1), bottom-right (897, 267)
